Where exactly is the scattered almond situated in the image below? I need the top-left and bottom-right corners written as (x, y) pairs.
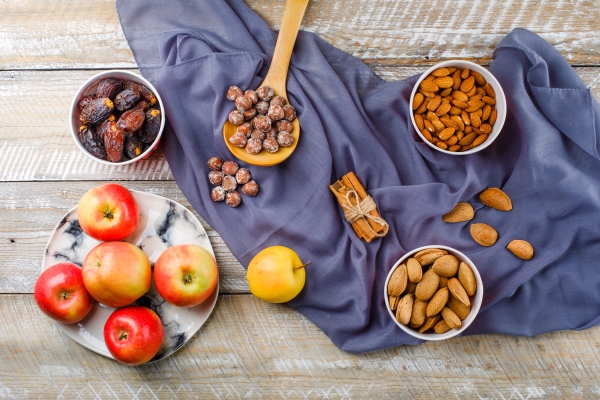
top-left (442, 202), bottom-right (474, 223)
top-left (507, 239), bottom-right (534, 260)
top-left (432, 255), bottom-right (460, 277)
top-left (480, 187), bottom-right (512, 211)
top-left (387, 263), bottom-right (408, 296)
top-left (457, 262), bottom-right (477, 296)
top-left (470, 223), bottom-right (498, 247)
top-left (406, 258), bottom-right (423, 283)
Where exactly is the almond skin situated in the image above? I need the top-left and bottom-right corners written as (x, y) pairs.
top-left (432, 255), bottom-right (460, 277)
top-left (442, 202), bottom-right (474, 223)
top-left (448, 277), bottom-right (470, 307)
top-left (479, 187), bottom-right (512, 211)
top-left (470, 223), bottom-right (498, 246)
top-left (507, 239), bottom-right (534, 260)
top-left (415, 269), bottom-right (440, 301)
top-left (387, 263), bottom-right (408, 296)
top-left (406, 258), bottom-right (423, 283)
top-left (426, 287), bottom-right (449, 317)
top-left (458, 262), bottom-right (477, 296)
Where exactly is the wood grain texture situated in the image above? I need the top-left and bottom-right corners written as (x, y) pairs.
top-left (0, 0), bottom-right (599, 70)
top-left (2, 68), bottom-right (600, 182)
top-left (0, 294), bottom-right (598, 398)
top-left (0, 181), bottom-right (247, 294)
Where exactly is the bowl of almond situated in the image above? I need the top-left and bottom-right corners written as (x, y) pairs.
top-left (410, 60), bottom-right (506, 154)
top-left (384, 245), bottom-right (483, 340)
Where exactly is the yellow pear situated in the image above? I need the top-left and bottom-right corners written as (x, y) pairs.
top-left (246, 246), bottom-right (309, 303)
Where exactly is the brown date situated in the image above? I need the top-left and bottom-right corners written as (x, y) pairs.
top-left (131, 100), bottom-right (150, 113)
top-left (125, 134), bottom-right (145, 159)
top-left (78, 95), bottom-right (96, 111)
top-left (117, 109), bottom-right (145, 133)
top-left (80, 98), bottom-right (114, 125)
top-left (139, 109), bottom-right (161, 144)
top-left (103, 129), bottom-right (125, 162)
top-left (96, 116), bottom-right (118, 143)
top-left (114, 89), bottom-right (140, 112)
top-left (78, 125), bottom-right (107, 160)
top-left (96, 78), bottom-right (123, 100)
top-left (123, 80), bottom-right (157, 105)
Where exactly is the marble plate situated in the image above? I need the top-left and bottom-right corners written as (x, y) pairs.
top-left (42, 190), bottom-right (218, 362)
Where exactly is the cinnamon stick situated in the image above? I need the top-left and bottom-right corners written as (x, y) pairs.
top-left (330, 180), bottom-right (371, 241)
top-left (341, 172), bottom-right (387, 234)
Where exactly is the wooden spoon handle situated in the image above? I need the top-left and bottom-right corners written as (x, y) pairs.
top-left (263, 0), bottom-right (309, 94)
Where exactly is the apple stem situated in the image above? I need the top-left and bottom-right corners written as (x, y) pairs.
top-left (294, 261), bottom-right (311, 270)
top-left (60, 292), bottom-right (69, 300)
top-left (118, 331), bottom-right (128, 341)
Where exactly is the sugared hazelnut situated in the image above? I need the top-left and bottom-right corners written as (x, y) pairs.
top-left (276, 119), bottom-right (293, 132)
top-left (208, 170), bottom-right (224, 186)
top-left (228, 110), bottom-right (244, 125)
top-left (267, 104), bottom-right (284, 121)
top-left (245, 138), bottom-right (263, 154)
top-left (241, 180), bottom-right (259, 197)
top-left (226, 191), bottom-right (242, 207)
top-left (252, 115), bottom-right (272, 132)
top-left (222, 160), bottom-right (239, 176)
top-left (256, 85), bottom-right (274, 101)
top-left (243, 108), bottom-right (257, 121)
top-left (226, 86), bottom-right (243, 101)
top-left (283, 105), bottom-right (296, 121)
top-left (237, 122), bottom-right (252, 136)
top-left (270, 95), bottom-right (286, 107)
top-left (211, 186), bottom-right (226, 202)
top-left (229, 131), bottom-right (247, 148)
top-left (235, 168), bottom-right (251, 184)
top-left (262, 137), bottom-right (279, 153)
top-left (267, 127), bottom-right (278, 138)
top-left (255, 100), bottom-right (269, 115)
top-left (207, 156), bottom-right (223, 171)
top-left (250, 129), bottom-right (266, 141)
top-left (244, 90), bottom-right (258, 104)
top-left (277, 132), bottom-right (294, 147)
top-left (235, 95), bottom-right (252, 112)
top-left (222, 175), bottom-right (237, 192)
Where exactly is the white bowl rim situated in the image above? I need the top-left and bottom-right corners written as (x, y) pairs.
top-left (409, 60), bottom-right (507, 155)
top-left (384, 244), bottom-right (484, 341)
top-left (69, 69), bottom-right (166, 165)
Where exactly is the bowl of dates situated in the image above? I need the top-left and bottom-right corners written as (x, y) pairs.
top-left (70, 70), bottom-right (165, 165)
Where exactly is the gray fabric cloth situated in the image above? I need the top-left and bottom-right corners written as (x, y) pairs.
top-left (117, 0), bottom-right (600, 353)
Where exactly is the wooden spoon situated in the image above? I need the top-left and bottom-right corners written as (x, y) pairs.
top-left (223, 0), bottom-right (309, 166)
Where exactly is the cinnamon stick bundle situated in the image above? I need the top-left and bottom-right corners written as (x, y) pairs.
top-left (329, 172), bottom-right (389, 242)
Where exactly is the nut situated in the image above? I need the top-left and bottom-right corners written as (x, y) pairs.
top-left (447, 277), bottom-right (470, 307)
top-left (406, 258), bottom-right (423, 283)
top-left (415, 269), bottom-right (440, 301)
top-left (396, 293), bottom-right (414, 325)
top-left (426, 287), bottom-right (449, 317)
top-left (507, 239), bottom-right (534, 260)
top-left (414, 248), bottom-right (448, 266)
top-left (479, 187), bottom-right (512, 211)
top-left (387, 263), bottom-right (408, 297)
top-left (432, 255), bottom-right (459, 277)
top-left (458, 262), bottom-right (477, 296)
top-left (470, 223), bottom-right (498, 247)
top-left (441, 307), bottom-right (462, 329)
top-left (442, 202), bottom-right (474, 223)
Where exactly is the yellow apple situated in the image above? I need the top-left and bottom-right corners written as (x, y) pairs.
top-left (246, 246), bottom-right (309, 303)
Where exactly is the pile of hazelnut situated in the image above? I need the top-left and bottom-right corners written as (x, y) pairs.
top-left (226, 85), bottom-right (297, 154)
top-left (207, 156), bottom-right (259, 208)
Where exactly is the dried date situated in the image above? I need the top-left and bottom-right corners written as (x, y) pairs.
top-left (114, 89), bottom-right (140, 112)
top-left (139, 109), bottom-right (161, 144)
top-left (80, 98), bottom-right (114, 125)
top-left (117, 109), bottom-right (145, 133)
top-left (96, 78), bottom-right (123, 100)
top-left (78, 95), bottom-right (96, 111)
top-left (78, 125), bottom-right (107, 160)
top-left (125, 133), bottom-right (144, 159)
top-left (103, 129), bottom-right (125, 162)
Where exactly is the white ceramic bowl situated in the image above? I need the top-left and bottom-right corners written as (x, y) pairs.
top-left (69, 70), bottom-right (165, 165)
top-left (410, 60), bottom-right (506, 155)
top-left (384, 245), bottom-right (483, 341)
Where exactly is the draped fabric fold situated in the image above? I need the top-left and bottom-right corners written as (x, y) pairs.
top-left (117, 1), bottom-right (600, 353)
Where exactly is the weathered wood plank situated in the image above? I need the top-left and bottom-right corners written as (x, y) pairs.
top-left (0, 294), bottom-right (598, 398)
top-left (0, 181), bottom-right (247, 294)
top-left (2, 67), bottom-right (600, 182)
top-left (0, 0), bottom-right (599, 70)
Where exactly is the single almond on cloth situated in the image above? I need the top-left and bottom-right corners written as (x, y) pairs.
top-left (470, 223), bottom-right (498, 246)
top-left (507, 239), bottom-right (534, 260)
top-left (434, 319), bottom-right (452, 334)
top-left (389, 295), bottom-right (399, 311)
top-left (448, 295), bottom-right (471, 320)
top-left (432, 254), bottom-right (460, 277)
top-left (419, 314), bottom-right (441, 333)
top-left (442, 202), bottom-right (474, 223)
top-left (441, 307), bottom-right (462, 329)
top-left (448, 277), bottom-right (470, 307)
top-left (414, 248), bottom-right (448, 266)
top-left (387, 263), bottom-right (408, 296)
top-left (415, 269), bottom-right (440, 301)
top-left (458, 262), bottom-right (477, 296)
top-left (406, 258), bottom-right (423, 283)
top-left (426, 287), bottom-right (449, 317)
top-left (479, 187), bottom-right (512, 211)
top-left (396, 293), bottom-right (414, 324)
top-left (410, 299), bottom-right (428, 327)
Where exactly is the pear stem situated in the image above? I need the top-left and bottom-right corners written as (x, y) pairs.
top-left (294, 261), bottom-right (311, 270)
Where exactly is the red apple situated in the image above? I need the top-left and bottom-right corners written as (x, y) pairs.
top-left (34, 263), bottom-right (94, 324)
top-left (82, 241), bottom-right (151, 308)
top-left (154, 244), bottom-right (218, 308)
top-left (104, 306), bottom-right (163, 366)
top-left (78, 183), bottom-right (139, 241)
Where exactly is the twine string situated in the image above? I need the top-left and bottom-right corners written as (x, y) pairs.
top-left (342, 190), bottom-right (389, 237)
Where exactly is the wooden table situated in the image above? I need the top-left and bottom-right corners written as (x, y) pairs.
top-left (1, 1), bottom-right (599, 398)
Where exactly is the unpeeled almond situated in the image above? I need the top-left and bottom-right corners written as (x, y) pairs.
top-left (396, 293), bottom-right (414, 324)
top-left (432, 255), bottom-right (459, 277)
top-left (414, 248), bottom-right (448, 266)
top-left (426, 287), bottom-right (449, 317)
top-left (415, 269), bottom-right (440, 301)
top-left (507, 239), bottom-right (534, 260)
top-left (479, 187), bottom-right (512, 211)
top-left (470, 223), bottom-right (498, 247)
top-left (441, 307), bottom-right (462, 329)
top-left (406, 258), bottom-right (423, 283)
top-left (457, 262), bottom-right (477, 296)
top-left (448, 277), bottom-right (470, 307)
top-left (442, 202), bottom-right (474, 223)
top-left (387, 263), bottom-right (407, 296)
